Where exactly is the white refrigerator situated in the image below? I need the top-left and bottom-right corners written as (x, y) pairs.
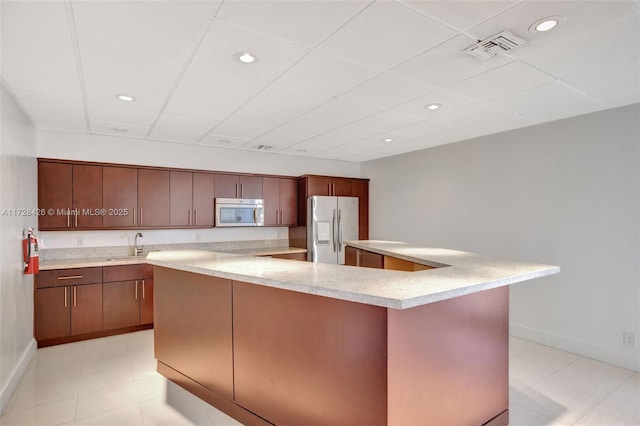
top-left (307, 196), bottom-right (359, 264)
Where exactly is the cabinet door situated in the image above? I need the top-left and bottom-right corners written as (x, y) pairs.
top-left (103, 280), bottom-right (140, 329)
top-left (103, 167), bottom-right (137, 227)
top-left (192, 173), bottom-right (215, 226)
top-left (361, 250), bottom-right (383, 269)
top-left (38, 162), bottom-right (72, 229)
top-left (239, 176), bottom-right (263, 198)
top-left (351, 179), bottom-right (369, 240)
top-left (345, 246), bottom-right (359, 266)
top-left (170, 171), bottom-right (193, 226)
top-left (333, 178), bottom-right (353, 196)
top-left (35, 287), bottom-right (70, 340)
top-left (263, 177), bottom-right (280, 226)
top-left (73, 165), bottom-right (103, 228)
top-left (138, 169), bottom-right (170, 227)
top-left (279, 178), bottom-right (297, 226)
top-left (214, 174), bottom-right (239, 198)
top-left (307, 176), bottom-right (332, 196)
top-left (70, 283), bottom-right (103, 335)
top-left (140, 279), bottom-right (154, 325)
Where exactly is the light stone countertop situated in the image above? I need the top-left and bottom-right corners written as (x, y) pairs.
top-left (39, 247), bottom-right (307, 270)
top-left (146, 240), bottom-right (560, 310)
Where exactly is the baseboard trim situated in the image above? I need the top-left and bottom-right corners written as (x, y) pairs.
top-left (510, 323), bottom-right (640, 372)
top-left (0, 338), bottom-right (37, 413)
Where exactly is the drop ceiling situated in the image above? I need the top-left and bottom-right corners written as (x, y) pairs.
top-left (1, 0), bottom-right (639, 162)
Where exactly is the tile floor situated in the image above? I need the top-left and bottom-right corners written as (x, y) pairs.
top-left (1, 331), bottom-right (638, 425)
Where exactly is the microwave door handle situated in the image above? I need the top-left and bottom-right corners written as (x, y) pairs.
top-left (338, 209), bottom-right (343, 252)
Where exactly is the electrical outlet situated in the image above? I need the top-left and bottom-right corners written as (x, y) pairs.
top-left (77, 236), bottom-right (84, 247)
top-left (623, 331), bottom-right (637, 348)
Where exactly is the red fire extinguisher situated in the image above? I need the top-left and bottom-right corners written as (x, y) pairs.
top-left (23, 228), bottom-right (39, 274)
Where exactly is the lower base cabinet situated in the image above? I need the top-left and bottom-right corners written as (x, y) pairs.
top-left (35, 264), bottom-right (153, 347)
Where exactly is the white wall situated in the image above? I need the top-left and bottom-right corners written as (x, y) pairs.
top-left (36, 129), bottom-right (360, 249)
top-left (362, 104), bottom-right (640, 371)
top-left (0, 84), bottom-right (38, 411)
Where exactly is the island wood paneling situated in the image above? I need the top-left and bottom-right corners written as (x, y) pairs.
top-left (153, 267), bottom-right (234, 400)
top-left (232, 280), bottom-right (387, 426)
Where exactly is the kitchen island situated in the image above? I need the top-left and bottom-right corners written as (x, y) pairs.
top-left (146, 241), bottom-right (559, 426)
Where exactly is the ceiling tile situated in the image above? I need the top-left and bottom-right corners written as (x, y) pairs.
top-left (448, 61), bottom-right (554, 102)
top-left (147, 128), bottom-right (203, 145)
top-left (394, 89), bottom-right (476, 119)
top-left (562, 56), bottom-right (640, 107)
top-left (209, 122), bottom-right (267, 140)
top-left (191, 20), bottom-right (309, 82)
top-left (1, 0), bottom-right (70, 36)
top-left (393, 35), bottom-right (513, 87)
top-left (1, 22), bottom-right (81, 98)
top-left (386, 116), bottom-right (449, 139)
top-left (469, 0), bottom-right (639, 58)
top-left (249, 116), bottom-right (339, 148)
top-left (84, 76), bottom-right (168, 114)
top-left (89, 119), bottom-right (150, 139)
top-left (12, 89), bottom-right (84, 117)
top-left (216, 1), bottom-right (370, 47)
top-left (225, 85), bottom-right (330, 129)
top-left (352, 109), bottom-right (425, 132)
top-left (27, 110), bottom-right (87, 132)
top-left (165, 66), bottom-right (267, 120)
top-left (488, 81), bottom-right (604, 123)
top-left (198, 134), bottom-right (250, 148)
top-left (71, 1), bottom-right (219, 63)
top-left (318, 1), bottom-right (457, 69)
top-left (274, 50), bottom-right (379, 97)
top-left (302, 123), bottom-right (383, 147)
top-left (522, 13), bottom-right (640, 78)
top-left (154, 113), bottom-right (219, 134)
top-left (79, 44), bottom-right (183, 96)
top-left (400, 1), bottom-right (518, 31)
top-left (305, 99), bottom-right (381, 126)
top-left (86, 103), bottom-right (159, 127)
top-left (339, 72), bottom-right (436, 110)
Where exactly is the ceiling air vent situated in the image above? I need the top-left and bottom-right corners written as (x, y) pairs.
top-left (463, 31), bottom-right (528, 61)
top-left (252, 144), bottom-right (273, 151)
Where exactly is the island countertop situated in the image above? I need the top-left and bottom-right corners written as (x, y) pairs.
top-left (146, 240), bottom-right (559, 309)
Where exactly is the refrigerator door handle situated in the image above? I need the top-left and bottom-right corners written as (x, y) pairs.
top-left (337, 209), bottom-right (343, 252)
top-left (332, 209), bottom-right (337, 252)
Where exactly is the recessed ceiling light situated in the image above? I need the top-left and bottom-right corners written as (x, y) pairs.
top-left (529, 16), bottom-right (565, 33)
top-left (425, 103), bottom-right (442, 110)
top-left (115, 94), bottom-right (136, 102)
top-left (112, 127), bottom-right (128, 132)
top-left (296, 149), bottom-right (308, 153)
top-left (383, 138), bottom-right (393, 143)
top-left (217, 140), bottom-right (232, 145)
top-left (235, 52), bottom-right (257, 64)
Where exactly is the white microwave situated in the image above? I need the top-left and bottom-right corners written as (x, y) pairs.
top-left (215, 198), bottom-right (264, 227)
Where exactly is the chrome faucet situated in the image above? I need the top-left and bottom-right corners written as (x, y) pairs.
top-left (134, 232), bottom-right (144, 256)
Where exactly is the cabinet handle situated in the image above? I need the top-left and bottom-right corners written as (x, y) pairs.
top-left (73, 286), bottom-right (77, 306)
top-left (135, 281), bottom-right (138, 300)
top-left (64, 287), bottom-right (68, 307)
top-left (194, 209), bottom-right (197, 225)
top-left (188, 209), bottom-right (191, 226)
top-left (74, 208), bottom-right (79, 227)
top-left (235, 183), bottom-right (238, 198)
top-left (139, 208), bottom-right (142, 226)
top-left (240, 183), bottom-right (243, 197)
top-left (276, 210), bottom-right (279, 224)
top-left (133, 208), bottom-right (136, 226)
top-left (280, 210), bottom-right (283, 225)
top-left (57, 275), bottom-right (83, 280)
top-left (142, 280), bottom-right (145, 299)
top-left (67, 210), bottom-right (70, 227)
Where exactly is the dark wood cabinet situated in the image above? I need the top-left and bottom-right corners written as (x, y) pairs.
top-left (263, 177), bottom-right (297, 226)
top-left (103, 166), bottom-right (137, 228)
top-left (138, 169), bottom-right (170, 227)
top-left (171, 171), bottom-right (215, 227)
top-left (103, 264), bottom-right (154, 330)
top-left (35, 286), bottom-right (70, 340)
top-left (344, 246), bottom-right (383, 269)
top-left (38, 162), bottom-right (72, 229)
top-left (351, 179), bottom-right (369, 240)
top-left (70, 283), bottom-right (102, 335)
top-left (73, 165), bottom-right (103, 228)
top-left (215, 174), bottom-right (263, 199)
top-left (192, 173), bottom-right (215, 227)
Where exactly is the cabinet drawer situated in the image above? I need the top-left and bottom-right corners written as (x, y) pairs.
top-left (103, 264), bottom-right (153, 282)
top-left (35, 267), bottom-right (102, 289)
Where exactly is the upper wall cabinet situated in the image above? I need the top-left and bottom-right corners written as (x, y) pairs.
top-left (38, 162), bottom-right (103, 230)
top-left (214, 174), bottom-right (263, 199)
top-left (263, 177), bottom-right (297, 227)
top-left (102, 166), bottom-right (138, 228)
top-left (170, 171), bottom-right (216, 227)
